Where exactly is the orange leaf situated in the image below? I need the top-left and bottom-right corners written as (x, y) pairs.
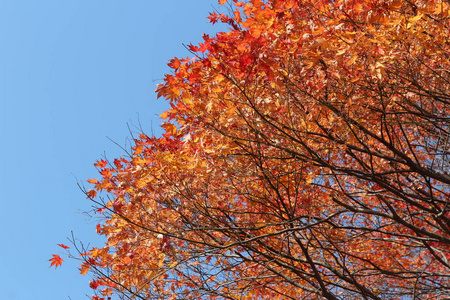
top-left (87, 178), bottom-right (98, 184)
top-left (79, 262), bottom-right (90, 275)
top-left (94, 160), bottom-right (108, 168)
top-left (86, 189), bottom-right (97, 199)
top-left (49, 254), bottom-right (63, 268)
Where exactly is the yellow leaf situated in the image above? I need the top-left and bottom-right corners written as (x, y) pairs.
top-left (408, 14), bottom-right (423, 23)
top-left (336, 48), bottom-right (347, 56)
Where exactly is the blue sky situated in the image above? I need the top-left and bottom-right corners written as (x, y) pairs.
top-left (0, 1), bottom-right (226, 299)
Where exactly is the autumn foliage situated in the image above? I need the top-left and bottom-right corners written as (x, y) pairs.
top-left (56, 0), bottom-right (450, 299)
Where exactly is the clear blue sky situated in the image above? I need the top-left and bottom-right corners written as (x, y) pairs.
top-left (0, 1), bottom-right (226, 299)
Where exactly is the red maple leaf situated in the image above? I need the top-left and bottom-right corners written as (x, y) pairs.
top-left (57, 243), bottom-right (70, 250)
top-left (49, 254), bottom-right (63, 268)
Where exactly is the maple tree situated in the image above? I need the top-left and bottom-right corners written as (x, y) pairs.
top-left (54, 0), bottom-right (450, 299)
